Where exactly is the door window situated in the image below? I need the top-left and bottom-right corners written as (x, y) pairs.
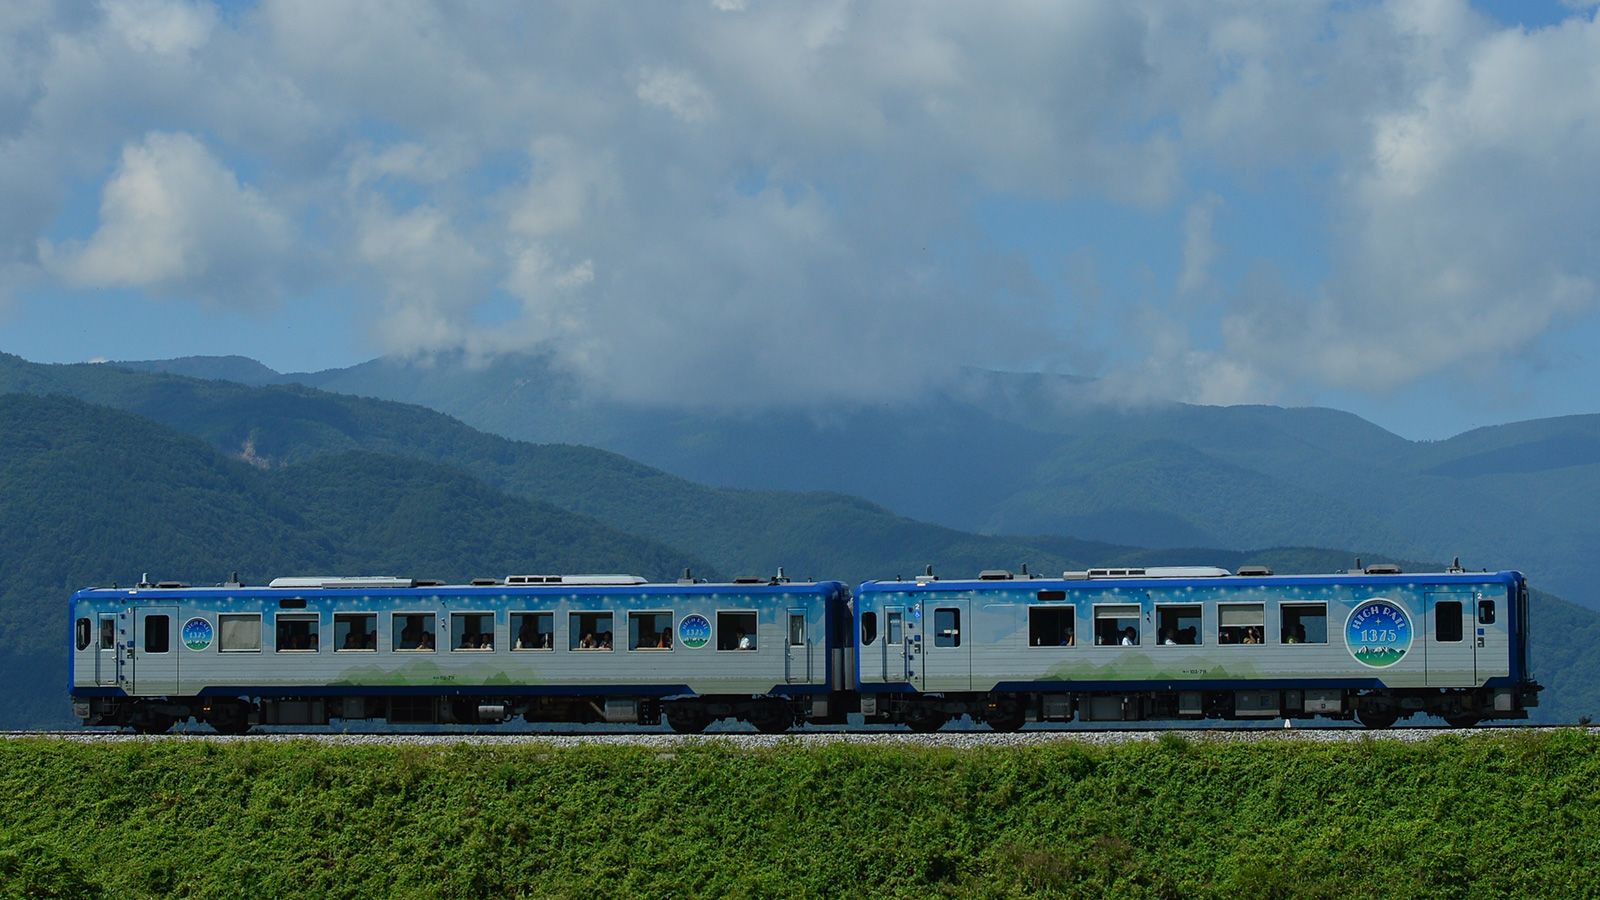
top-left (1436, 601), bottom-right (1463, 642)
top-left (788, 614), bottom-right (805, 646)
top-left (144, 615), bottom-right (170, 653)
top-left (933, 608), bottom-right (961, 647)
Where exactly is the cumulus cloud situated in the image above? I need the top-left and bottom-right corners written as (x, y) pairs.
top-left (4, 1), bottom-right (1600, 416)
top-left (40, 131), bottom-right (295, 306)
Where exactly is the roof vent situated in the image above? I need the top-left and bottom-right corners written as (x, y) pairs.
top-left (505, 575), bottom-right (561, 585)
top-left (1067, 566), bottom-right (1232, 580)
top-left (1364, 563), bottom-right (1403, 575)
top-left (470, 578), bottom-right (500, 586)
top-left (978, 569), bottom-right (1014, 580)
top-left (554, 575), bottom-right (649, 586)
top-left (268, 576), bottom-right (416, 589)
top-left (1236, 565), bottom-right (1274, 577)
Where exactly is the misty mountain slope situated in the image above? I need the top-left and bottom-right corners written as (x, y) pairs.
top-left (0, 353), bottom-right (1117, 584)
top-left (120, 351), bottom-right (1598, 605)
top-left (0, 393), bottom-right (712, 726)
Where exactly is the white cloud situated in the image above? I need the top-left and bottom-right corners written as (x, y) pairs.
top-left (102, 0), bottom-right (215, 56)
top-left (40, 131), bottom-right (295, 306)
top-left (636, 67), bottom-right (716, 123)
top-left (1177, 193), bottom-right (1223, 298)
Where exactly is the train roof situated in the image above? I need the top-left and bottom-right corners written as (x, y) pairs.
top-left (860, 563), bottom-right (1522, 590)
top-left (73, 570), bottom-right (842, 597)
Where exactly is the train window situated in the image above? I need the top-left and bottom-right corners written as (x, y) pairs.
top-left (1094, 605), bottom-right (1140, 646)
top-left (218, 614), bottom-right (262, 652)
top-left (451, 613), bottom-right (495, 651)
top-left (789, 614), bottom-right (806, 647)
top-left (1154, 604), bottom-right (1201, 645)
top-left (144, 615), bottom-right (170, 653)
top-left (1281, 604), bottom-right (1327, 644)
top-left (334, 614), bottom-right (377, 651)
top-left (570, 612), bottom-right (613, 650)
top-left (393, 613), bottom-right (437, 651)
top-left (933, 608), bottom-right (961, 648)
top-left (886, 611), bottom-right (902, 645)
top-left (1028, 607), bottom-right (1075, 647)
top-left (99, 616), bottom-right (116, 650)
top-left (1037, 590), bottom-right (1067, 602)
top-left (276, 614), bottom-right (320, 652)
top-left (511, 613), bottom-right (554, 650)
top-left (1478, 599), bottom-right (1497, 625)
top-left (1436, 601), bottom-right (1463, 642)
top-left (861, 612), bottom-right (878, 645)
top-left (1218, 604), bottom-right (1264, 644)
top-left (75, 618), bottom-right (91, 651)
top-left (718, 611), bottom-right (757, 650)
top-left (630, 612), bottom-right (674, 650)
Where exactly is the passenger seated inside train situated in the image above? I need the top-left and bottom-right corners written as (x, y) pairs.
top-left (1120, 626), bottom-right (1138, 646)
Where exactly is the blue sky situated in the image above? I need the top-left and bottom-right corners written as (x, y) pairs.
top-left (2, 0), bottom-right (1598, 440)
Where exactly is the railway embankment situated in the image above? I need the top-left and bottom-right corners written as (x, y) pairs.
top-left (2, 730), bottom-right (1596, 896)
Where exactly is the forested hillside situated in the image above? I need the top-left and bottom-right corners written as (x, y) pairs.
top-left (0, 394), bottom-right (707, 726)
top-left (152, 350), bottom-right (1600, 607)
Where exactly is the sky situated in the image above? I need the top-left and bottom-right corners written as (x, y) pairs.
top-left (1, 0), bottom-right (1598, 440)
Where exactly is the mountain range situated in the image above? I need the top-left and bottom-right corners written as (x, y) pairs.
top-left (116, 352), bottom-right (1599, 609)
top-left (1, 350), bottom-right (1595, 726)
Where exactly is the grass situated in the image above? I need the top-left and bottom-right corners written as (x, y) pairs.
top-left (1, 732), bottom-right (1597, 897)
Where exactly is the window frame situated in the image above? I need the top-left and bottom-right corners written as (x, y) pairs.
top-left (98, 615), bottom-right (117, 650)
top-left (569, 610), bottom-right (614, 651)
top-left (1093, 603), bottom-right (1142, 647)
top-left (392, 611), bottom-right (438, 653)
top-left (275, 612), bottom-right (321, 653)
top-left (511, 611), bottom-right (555, 651)
top-left (860, 611), bottom-right (878, 646)
top-left (218, 613), bottom-right (263, 653)
top-left (717, 609), bottom-right (759, 652)
top-left (1154, 603), bottom-right (1202, 647)
top-left (1217, 602), bottom-right (1266, 646)
top-left (333, 613), bottom-right (378, 652)
top-left (450, 611), bottom-right (497, 652)
top-left (1280, 602), bottom-right (1327, 645)
top-left (75, 618), bottom-right (92, 651)
top-left (628, 610), bottom-right (675, 652)
top-left (1027, 604), bottom-right (1077, 648)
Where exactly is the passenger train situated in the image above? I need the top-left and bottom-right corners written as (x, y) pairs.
top-left (69, 563), bottom-right (1541, 734)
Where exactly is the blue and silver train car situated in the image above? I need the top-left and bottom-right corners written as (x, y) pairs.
top-left (854, 564), bottom-right (1541, 730)
top-left (70, 573), bottom-right (853, 734)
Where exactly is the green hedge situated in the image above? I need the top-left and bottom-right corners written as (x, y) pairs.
top-left (2, 733), bottom-right (1597, 898)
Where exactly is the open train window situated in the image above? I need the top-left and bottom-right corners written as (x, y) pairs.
top-left (570, 612), bottom-right (613, 650)
top-left (718, 611), bottom-right (757, 650)
top-left (1029, 607), bottom-right (1075, 647)
top-left (1436, 601), bottom-right (1463, 642)
top-left (512, 612), bottom-right (553, 650)
top-left (1281, 604), bottom-right (1326, 644)
top-left (144, 615), bottom-right (170, 654)
top-left (393, 613), bottom-right (436, 651)
top-left (1094, 605), bottom-right (1140, 646)
top-left (630, 612), bottom-right (674, 650)
top-left (1218, 604), bottom-right (1264, 644)
top-left (1155, 604), bottom-right (1201, 645)
top-left (276, 614), bottom-right (320, 652)
top-left (451, 613), bottom-right (495, 651)
top-left (860, 612), bottom-right (878, 646)
top-left (334, 613), bottom-right (376, 651)
top-left (99, 616), bottom-right (116, 650)
top-left (75, 618), bottom-right (91, 651)
top-left (933, 608), bottom-right (961, 647)
top-left (218, 614), bottom-right (261, 652)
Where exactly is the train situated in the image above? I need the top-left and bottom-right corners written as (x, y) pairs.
top-left (69, 563), bottom-right (1542, 734)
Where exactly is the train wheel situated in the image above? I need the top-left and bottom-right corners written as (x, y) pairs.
top-left (207, 702), bottom-right (254, 735)
top-left (904, 709), bottom-right (947, 733)
top-left (133, 714), bottom-right (175, 735)
top-left (1356, 707), bottom-right (1398, 730)
top-left (666, 706), bottom-right (712, 734)
top-left (750, 704), bottom-right (793, 734)
top-left (1443, 714), bottom-right (1481, 729)
top-left (984, 710), bottom-right (1027, 733)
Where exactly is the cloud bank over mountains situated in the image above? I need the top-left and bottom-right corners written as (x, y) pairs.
top-left (2, 1), bottom-right (1598, 414)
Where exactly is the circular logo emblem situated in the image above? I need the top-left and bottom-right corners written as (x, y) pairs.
top-left (182, 617), bottom-right (214, 651)
top-left (678, 614), bottom-right (711, 649)
top-left (1345, 599), bottom-right (1411, 668)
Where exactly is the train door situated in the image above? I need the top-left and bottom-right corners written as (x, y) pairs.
top-left (1472, 588), bottom-right (1507, 681)
top-left (1425, 593), bottom-right (1475, 687)
top-left (131, 607), bottom-right (179, 695)
top-left (95, 612), bottom-right (120, 686)
top-left (784, 607), bottom-right (811, 683)
top-left (921, 596), bottom-right (972, 692)
top-left (883, 605), bottom-right (909, 682)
